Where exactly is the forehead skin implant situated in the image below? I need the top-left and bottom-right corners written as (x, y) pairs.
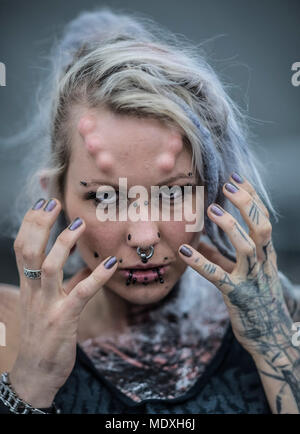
top-left (156, 135), bottom-right (183, 172)
top-left (78, 114), bottom-right (114, 172)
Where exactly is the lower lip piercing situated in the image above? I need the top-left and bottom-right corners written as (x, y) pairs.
top-left (125, 267), bottom-right (164, 286)
top-left (126, 270), bottom-right (133, 286)
top-left (156, 267), bottom-right (164, 284)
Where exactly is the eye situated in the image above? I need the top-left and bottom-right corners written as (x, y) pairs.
top-left (84, 190), bottom-right (119, 206)
top-left (160, 185), bottom-right (194, 203)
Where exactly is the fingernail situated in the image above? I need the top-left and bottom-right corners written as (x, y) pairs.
top-left (231, 172), bottom-right (243, 184)
top-left (211, 204), bottom-right (224, 216)
top-left (104, 256), bottom-right (117, 269)
top-left (68, 217), bottom-right (83, 231)
top-left (32, 198), bottom-right (45, 210)
top-left (44, 198), bottom-right (57, 212)
top-left (179, 245), bottom-right (193, 257)
top-left (225, 182), bottom-right (239, 194)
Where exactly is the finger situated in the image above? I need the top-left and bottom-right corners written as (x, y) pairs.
top-left (66, 256), bottom-right (118, 316)
top-left (229, 172), bottom-right (270, 219)
top-left (197, 241), bottom-right (235, 273)
top-left (178, 244), bottom-right (233, 295)
top-left (222, 181), bottom-right (274, 262)
top-left (14, 198), bottom-right (62, 290)
top-left (41, 217), bottom-right (86, 298)
top-left (63, 267), bottom-right (91, 295)
top-left (207, 204), bottom-right (258, 276)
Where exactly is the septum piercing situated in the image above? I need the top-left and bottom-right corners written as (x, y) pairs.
top-left (137, 246), bottom-right (154, 263)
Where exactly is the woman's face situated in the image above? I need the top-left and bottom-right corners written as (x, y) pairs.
top-left (64, 105), bottom-right (202, 305)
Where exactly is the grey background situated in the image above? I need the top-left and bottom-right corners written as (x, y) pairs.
top-left (0, 0), bottom-right (299, 285)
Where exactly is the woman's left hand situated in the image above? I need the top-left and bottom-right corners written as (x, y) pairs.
top-left (178, 173), bottom-right (293, 360)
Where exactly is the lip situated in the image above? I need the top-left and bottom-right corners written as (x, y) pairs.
top-left (120, 263), bottom-right (170, 270)
top-left (119, 265), bottom-right (169, 283)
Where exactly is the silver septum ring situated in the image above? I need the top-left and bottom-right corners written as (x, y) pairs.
top-left (136, 245), bottom-right (154, 263)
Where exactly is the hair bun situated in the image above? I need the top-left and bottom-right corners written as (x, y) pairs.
top-left (54, 7), bottom-right (151, 72)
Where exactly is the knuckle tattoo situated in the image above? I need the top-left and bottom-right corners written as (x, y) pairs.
top-left (228, 218), bottom-right (236, 231)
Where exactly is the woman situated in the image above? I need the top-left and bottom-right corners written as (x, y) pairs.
top-left (0, 8), bottom-right (299, 414)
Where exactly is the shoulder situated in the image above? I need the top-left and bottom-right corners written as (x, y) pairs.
top-left (279, 271), bottom-right (300, 322)
top-left (0, 284), bottom-right (21, 373)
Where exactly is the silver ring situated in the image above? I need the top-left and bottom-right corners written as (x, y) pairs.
top-left (136, 245), bottom-right (154, 263)
top-left (23, 268), bottom-right (42, 280)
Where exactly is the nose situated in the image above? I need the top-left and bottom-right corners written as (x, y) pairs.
top-left (126, 221), bottom-right (161, 257)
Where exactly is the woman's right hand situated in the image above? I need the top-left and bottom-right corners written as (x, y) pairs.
top-left (9, 198), bottom-right (118, 408)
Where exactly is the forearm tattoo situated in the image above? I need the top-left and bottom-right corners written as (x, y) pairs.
top-left (219, 234), bottom-right (300, 413)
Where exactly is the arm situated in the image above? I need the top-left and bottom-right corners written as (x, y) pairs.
top-left (252, 272), bottom-right (300, 414)
top-left (177, 174), bottom-right (300, 414)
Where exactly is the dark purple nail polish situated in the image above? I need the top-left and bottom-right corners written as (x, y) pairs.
top-left (68, 217), bottom-right (83, 231)
top-left (211, 204), bottom-right (224, 216)
top-left (32, 198), bottom-right (45, 210)
top-left (231, 172), bottom-right (243, 184)
top-left (44, 199), bottom-right (57, 212)
top-left (225, 183), bottom-right (239, 193)
top-left (179, 245), bottom-right (193, 257)
top-left (104, 256), bottom-right (117, 269)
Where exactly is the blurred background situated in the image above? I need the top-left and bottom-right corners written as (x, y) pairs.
top-left (0, 0), bottom-right (299, 286)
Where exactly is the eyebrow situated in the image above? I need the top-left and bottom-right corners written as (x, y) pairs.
top-left (80, 173), bottom-right (196, 189)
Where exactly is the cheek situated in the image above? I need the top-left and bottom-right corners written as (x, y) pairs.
top-left (162, 221), bottom-right (199, 247)
top-left (78, 221), bottom-right (122, 255)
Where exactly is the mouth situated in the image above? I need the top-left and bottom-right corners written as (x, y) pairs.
top-left (119, 265), bottom-right (169, 285)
